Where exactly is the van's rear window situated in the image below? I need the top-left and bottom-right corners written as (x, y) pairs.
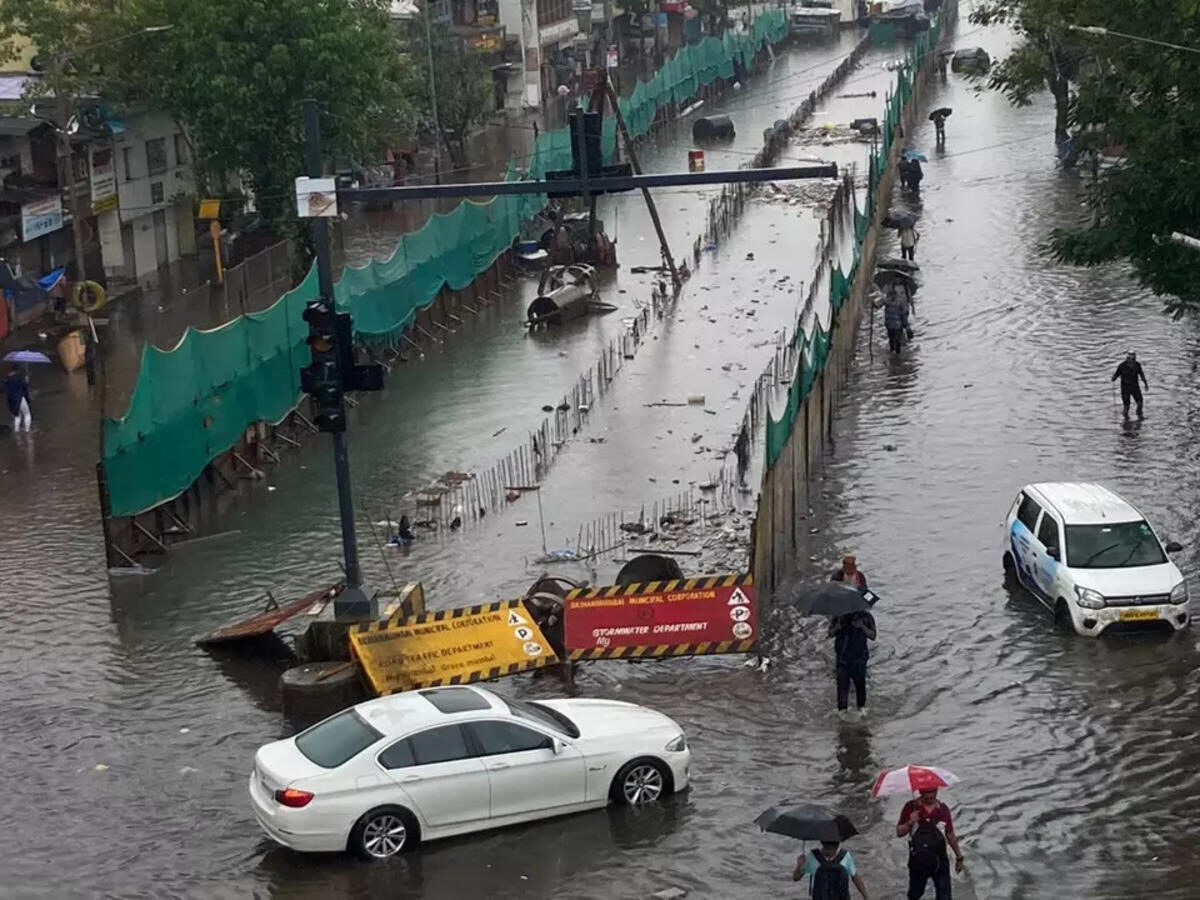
top-left (295, 710), bottom-right (382, 768)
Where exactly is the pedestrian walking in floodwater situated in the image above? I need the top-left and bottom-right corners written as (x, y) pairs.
top-left (4, 366), bottom-right (31, 433)
top-left (899, 224), bottom-right (919, 261)
top-left (874, 287), bottom-right (909, 353)
top-left (828, 558), bottom-right (875, 716)
top-left (1112, 351), bottom-right (1148, 418)
top-left (831, 555), bottom-right (868, 587)
top-left (930, 109), bottom-right (949, 144)
top-left (896, 789), bottom-right (964, 900)
top-left (794, 840), bottom-right (870, 900)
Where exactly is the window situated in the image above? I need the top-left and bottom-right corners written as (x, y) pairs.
top-left (419, 687), bottom-right (491, 714)
top-left (378, 739), bottom-right (416, 770)
top-left (1065, 521), bottom-right (1167, 569)
top-left (408, 725), bottom-right (474, 765)
top-left (0, 153), bottom-right (20, 174)
top-left (535, 0), bottom-right (569, 25)
top-left (467, 721), bottom-right (554, 756)
top-left (123, 146), bottom-right (134, 181)
top-left (145, 137), bottom-right (167, 176)
top-left (1016, 495), bottom-right (1042, 532)
top-left (174, 133), bottom-right (188, 165)
top-left (150, 181), bottom-right (164, 204)
top-left (1037, 514), bottom-right (1060, 552)
top-left (295, 710), bottom-right (383, 769)
top-left (505, 697), bottom-right (580, 738)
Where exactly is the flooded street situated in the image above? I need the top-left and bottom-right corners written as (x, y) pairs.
top-left (4, 19), bottom-right (1200, 899)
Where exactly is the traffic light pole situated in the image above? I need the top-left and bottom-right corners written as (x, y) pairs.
top-left (304, 99), bottom-right (373, 619)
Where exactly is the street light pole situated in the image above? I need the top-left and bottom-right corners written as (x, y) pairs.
top-left (47, 26), bottom-right (174, 287)
top-left (422, 0), bottom-right (443, 184)
top-left (51, 60), bottom-right (88, 285)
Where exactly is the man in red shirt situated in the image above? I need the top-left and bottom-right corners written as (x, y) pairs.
top-left (830, 555), bottom-right (867, 587)
top-left (895, 788), bottom-right (964, 899)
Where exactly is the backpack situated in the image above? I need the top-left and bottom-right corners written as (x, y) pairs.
top-left (811, 849), bottom-right (850, 900)
top-left (909, 818), bottom-right (947, 879)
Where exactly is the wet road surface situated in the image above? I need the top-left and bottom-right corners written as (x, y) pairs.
top-left (5, 21), bottom-right (1200, 899)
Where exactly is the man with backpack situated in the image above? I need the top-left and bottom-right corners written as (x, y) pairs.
top-left (895, 788), bottom-right (964, 899)
top-left (793, 841), bottom-right (870, 900)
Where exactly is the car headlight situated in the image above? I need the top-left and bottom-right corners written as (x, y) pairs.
top-left (1075, 586), bottom-right (1106, 609)
top-left (1170, 581), bottom-right (1189, 604)
top-left (664, 733), bottom-right (687, 752)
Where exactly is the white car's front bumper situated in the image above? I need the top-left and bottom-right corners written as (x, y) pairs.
top-left (248, 773), bottom-right (347, 854)
top-left (1071, 602), bottom-right (1190, 636)
top-left (665, 747), bottom-right (691, 793)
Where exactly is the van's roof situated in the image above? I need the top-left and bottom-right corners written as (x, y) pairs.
top-left (1027, 482), bottom-right (1143, 525)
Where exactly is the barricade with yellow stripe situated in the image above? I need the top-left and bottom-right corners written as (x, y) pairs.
top-left (563, 573), bottom-right (758, 661)
top-left (350, 599), bottom-right (558, 696)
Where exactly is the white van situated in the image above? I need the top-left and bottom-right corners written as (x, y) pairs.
top-left (1003, 483), bottom-right (1189, 636)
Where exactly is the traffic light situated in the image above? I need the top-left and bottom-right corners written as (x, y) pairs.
top-left (299, 298), bottom-right (384, 433)
top-left (545, 110), bottom-right (633, 198)
top-left (300, 297), bottom-right (345, 433)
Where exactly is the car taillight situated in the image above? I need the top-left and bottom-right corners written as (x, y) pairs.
top-left (275, 788), bottom-right (314, 808)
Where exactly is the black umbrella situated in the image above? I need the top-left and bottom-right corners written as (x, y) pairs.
top-left (882, 210), bottom-right (918, 229)
top-left (877, 257), bottom-right (920, 273)
top-left (792, 582), bottom-right (878, 617)
top-left (755, 804), bottom-right (860, 842)
top-left (874, 269), bottom-right (918, 293)
top-left (928, 107), bottom-right (952, 121)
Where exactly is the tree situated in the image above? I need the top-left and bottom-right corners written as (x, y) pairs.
top-left (89, 0), bottom-right (418, 223)
top-left (413, 24), bottom-right (493, 171)
top-left (1046, 15), bottom-right (1200, 315)
top-left (968, 0), bottom-right (1091, 144)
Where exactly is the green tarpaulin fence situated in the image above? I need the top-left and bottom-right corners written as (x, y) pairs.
top-left (102, 12), bottom-right (789, 519)
top-left (763, 13), bottom-right (944, 469)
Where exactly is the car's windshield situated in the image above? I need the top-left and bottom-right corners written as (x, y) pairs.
top-left (504, 696), bottom-right (581, 739)
top-left (295, 710), bottom-right (382, 768)
top-left (1065, 520), bottom-right (1166, 569)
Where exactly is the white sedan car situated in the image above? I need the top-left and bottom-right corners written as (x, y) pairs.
top-left (250, 685), bottom-right (690, 859)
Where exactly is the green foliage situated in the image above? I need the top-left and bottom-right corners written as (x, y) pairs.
top-left (1, 0), bottom-right (421, 223)
top-left (1047, 16), bottom-right (1200, 315)
top-left (412, 23), bottom-right (494, 169)
top-left (968, 0), bottom-right (1088, 141)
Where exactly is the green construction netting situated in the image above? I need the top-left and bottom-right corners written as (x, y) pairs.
top-left (101, 11), bottom-right (789, 518)
top-left (763, 9), bottom-right (944, 469)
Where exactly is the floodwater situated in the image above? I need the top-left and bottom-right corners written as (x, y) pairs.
top-left (3, 19), bottom-right (1200, 899)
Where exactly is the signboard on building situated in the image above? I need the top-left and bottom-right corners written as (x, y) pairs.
top-left (563, 574), bottom-right (758, 659)
top-left (20, 195), bottom-right (64, 242)
top-left (349, 599), bottom-right (558, 696)
top-left (90, 146), bottom-right (118, 214)
top-left (606, 45), bottom-right (619, 68)
top-left (571, 0), bottom-right (592, 11)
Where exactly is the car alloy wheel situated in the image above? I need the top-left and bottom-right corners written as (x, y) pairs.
top-left (361, 812), bottom-right (408, 858)
top-left (622, 763), bottom-right (665, 805)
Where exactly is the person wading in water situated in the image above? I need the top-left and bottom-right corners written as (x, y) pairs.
top-left (1111, 351), bottom-right (1148, 418)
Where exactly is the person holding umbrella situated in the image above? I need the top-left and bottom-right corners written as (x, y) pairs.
top-left (793, 580), bottom-right (879, 715)
top-left (875, 766), bottom-right (964, 900)
top-left (755, 804), bottom-right (870, 899)
top-left (4, 365), bottom-right (31, 433)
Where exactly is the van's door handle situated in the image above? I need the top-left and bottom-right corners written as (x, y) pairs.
top-left (400, 775), bottom-right (422, 783)
top-left (489, 762), bottom-right (510, 771)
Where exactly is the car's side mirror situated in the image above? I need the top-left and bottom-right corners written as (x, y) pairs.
top-left (1046, 547), bottom-right (1060, 561)
top-left (1166, 541), bottom-right (1183, 553)
top-left (552, 739), bottom-right (565, 755)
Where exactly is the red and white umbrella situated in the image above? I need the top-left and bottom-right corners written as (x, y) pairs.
top-left (872, 765), bottom-right (960, 797)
